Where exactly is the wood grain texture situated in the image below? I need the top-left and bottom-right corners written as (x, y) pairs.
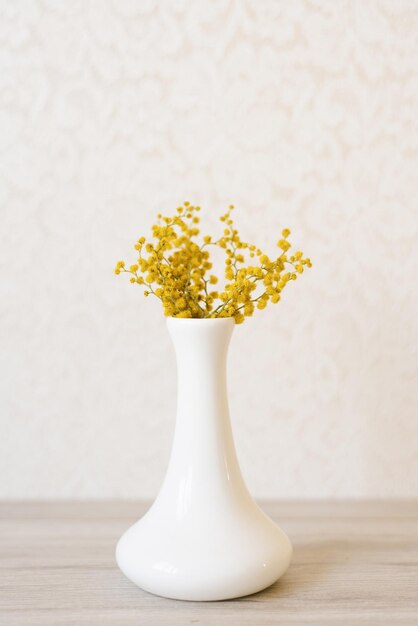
top-left (0, 501), bottom-right (417, 625)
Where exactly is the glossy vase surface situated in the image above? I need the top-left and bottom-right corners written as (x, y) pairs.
top-left (116, 317), bottom-right (292, 601)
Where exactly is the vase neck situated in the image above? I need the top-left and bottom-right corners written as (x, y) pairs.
top-left (155, 318), bottom-right (249, 518)
top-left (167, 318), bottom-right (233, 428)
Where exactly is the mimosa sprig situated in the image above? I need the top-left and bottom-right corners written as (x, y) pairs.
top-left (115, 203), bottom-right (311, 323)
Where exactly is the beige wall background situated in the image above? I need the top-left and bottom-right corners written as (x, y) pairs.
top-left (1, 0), bottom-right (417, 500)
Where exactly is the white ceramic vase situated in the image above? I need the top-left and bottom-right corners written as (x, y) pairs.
top-left (116, 317), bottom-right (292, 601)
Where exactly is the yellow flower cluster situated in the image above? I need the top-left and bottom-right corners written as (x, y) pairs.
top-left (115, 203), bottom-right (311, 324)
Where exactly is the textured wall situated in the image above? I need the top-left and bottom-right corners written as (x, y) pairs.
top-left (1, 0), bottom-right (418, 499)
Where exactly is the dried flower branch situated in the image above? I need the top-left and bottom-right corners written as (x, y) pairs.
top-left (115, 203), bottom-right (311, 323)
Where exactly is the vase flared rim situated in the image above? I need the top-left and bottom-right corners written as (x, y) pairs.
top-left (166, 316), bottom-right (234, 324)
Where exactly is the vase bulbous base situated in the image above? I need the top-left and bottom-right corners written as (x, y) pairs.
top-left (116, 501), bottom-right (292, 601)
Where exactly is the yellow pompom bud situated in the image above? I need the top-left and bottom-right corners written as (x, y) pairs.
top-left (244, 302), bottom-right (254, 316)
top-left (234, 313), bottom-right (245, 324)
top-left (225, 268), bottom-right (234, 281)
top-left (277, 239), bottom-right (290, 251)
top-left (175, 297), bottom-right (186, 310)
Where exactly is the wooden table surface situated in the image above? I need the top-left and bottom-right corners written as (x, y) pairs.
top-left (1, 501), bottom-right (417, 625)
